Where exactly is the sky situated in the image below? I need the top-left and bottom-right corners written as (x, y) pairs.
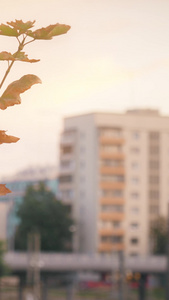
top-left (1, 0), bottom-right (169, 178)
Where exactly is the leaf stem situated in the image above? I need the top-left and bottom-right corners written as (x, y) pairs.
top-left (0, 40), bottom-right (25, 90)
top-left (24, 38), bottom-right (35, 46)
top-left (0, 61), bottom-right (15, 89)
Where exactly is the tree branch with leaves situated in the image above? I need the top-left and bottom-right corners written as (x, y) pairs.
top-left (0, 20), bottom-right (70, 196)
top-left (151, 216), bottom-right (167, 255)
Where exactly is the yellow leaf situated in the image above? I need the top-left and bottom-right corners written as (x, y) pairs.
top-left (7, 20), bottom-right (35, 35)
top-left (0, 130), bottom-right (19, 144)
top-left (0, 184), bottom-right (11, 196)
top-left (15, 52), bottom-right (40, 63)
top-left (0, 23), bottom-right (18, 36)
top-left (28, 23), bottom-right (71, 40)
top-left (0, 51), bottom-right (39, 63)
top-left (0, 51), bottom-right (15, 61)
top-left (0, 74), bottom-right (42, 110)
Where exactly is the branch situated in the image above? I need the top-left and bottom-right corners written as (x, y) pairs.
top-left (0, 39), bottom-right (25, 89)
top-left (24, 38), bottom-right (35, 46)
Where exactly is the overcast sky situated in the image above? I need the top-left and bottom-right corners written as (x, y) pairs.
top-left (1, 0), bottom-right (169, 179)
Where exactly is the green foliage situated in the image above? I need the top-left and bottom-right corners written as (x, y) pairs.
top-left (151, 217), bottom-right (167, 255)
top-left (0, 20), bottom-right (70, 196)
top-left (0, 241), bottom-right (9, 277)
top-left (15, 182), bottom-right (74, 252)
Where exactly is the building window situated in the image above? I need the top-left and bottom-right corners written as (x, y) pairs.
top-left (101, 145), bottom-right (122, 153)
top-left (80, 146), bottom-right (85, 153)
top-left (60, 189), bottom-right (73, 199)
top-left (60, 160), bottom-right (74, 170)
top-left (59, 175), bottom-right (73, 183)
top-left (113, 221), bottom-right (121, 228)
top-left (131, 162), bottom-right (139, 169)
top-left (112, 236), bottom-right (123, 243)
top-left (130, 238), bottom-right (139, 245)
top-left (99, 221), bottom-right (111, 228)
top-left (99, 128), bottom-right (122, 138)
top-left (149, 190), bottom-right (159, 199)
top-left (149, 132), bottom-right (159, 140)
top-left (131, 207), bottom-right (139, 214)
top-left (80, 132), bottom-right (85, 138)
top-left (80, 176), bottom-right (85, 183)
top-left (131, 192), bottom-right (139, 200)
top-left (61, 146), bottom-right (73, 155)
top-left (130, 252), bottom-right (138, 256)
top-left (150, 205), bottom-right (159, 214)
top-left (101, 190), bottom-right (110, 197)
top-left (113, 190), bottom-right (123, 197)
top-left (101, 236), bottom-right (123, 243)
top-left (101, 174), bottom-right (124, 182)
top-left (100, 159), bottom-right (124, 167)
top-left (80, 190), bottom-right (85, 198)
top-left (131, 147), bottom-right (140, 154)
top-left (60, 161), bottom-right (70, 168)
top-left (149, 161), bottom-right (159, 169)
top-left (101, 189), bottom-right (123, 198)
top-left (132, 131), bottom-right (140, 139)
top-left (150, 146), bottom-right (159, 155)
top-left (80, 161), bottom-right (85, 168)
top-left (101, 205), bottom-right (123, 212)
top-left (149, 176), bottom-right (159, 184)
top-left (131, 177), bottom-right (139, 184)
top-left (130, 223), bottom-right (139, 230)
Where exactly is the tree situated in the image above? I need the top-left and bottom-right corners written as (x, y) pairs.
top-left (14, 182), bottom-right (74, 252)
top-left (0, 241), bottom-right (9, 277)
top-left (0, 20), bottom-right (70, 196)
top-left (151, 216), bottom-right (167, 255)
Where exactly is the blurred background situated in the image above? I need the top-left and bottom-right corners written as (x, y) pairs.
top-left (1, 0), bottom-right (169, 299)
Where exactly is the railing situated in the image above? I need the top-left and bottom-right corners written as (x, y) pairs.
top-left (5, 252), bottom-right (167, 273)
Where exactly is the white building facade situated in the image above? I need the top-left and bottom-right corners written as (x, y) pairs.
top-left (58, 109), bottom-right (169, 256)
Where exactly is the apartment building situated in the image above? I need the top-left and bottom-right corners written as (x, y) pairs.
top-left (58, 109), bottom-right (169, 256)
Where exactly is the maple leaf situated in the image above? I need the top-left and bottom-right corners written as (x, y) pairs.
top-left (27, 23), bottom-right (71, 40)
top-left (0, 52), bottom-right (15, 61)
top-left (0, 51), bottom-right (39, 63)
top-left (0, 184), bottom-right (11, 196)
top-left (0, 130), bottom-right (19, 144)
top-left (0, 23), bottom-right (18, 36)
top-left (0, 74), bottom-right (41, 110)
top-left (14, 52), bottom-right (40, 63)
top-left (7, 20), bottom-right (35, 35)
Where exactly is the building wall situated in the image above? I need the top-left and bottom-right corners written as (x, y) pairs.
top-left (59, 115), bottom-right (99, 253)
top-left (59, 110), bottom-right (169, 256)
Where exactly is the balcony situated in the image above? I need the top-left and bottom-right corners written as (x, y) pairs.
top-left (58, 175), bottom-right (73, 190)
top-left (98, 243), bottom-right (124, 252)
top-left (60, 153), bottom-right (74, 162)
top-left (59, 182), bottom-right (73, 190)
top-left (60, 134), bottom-right (75, 146)
top-left (100, 166), bottom-right (125, 175)
top-left (99, 212), bottom-right (124, 221)
top-left (100, 197), bottom-right (124, 205)
top-left (59, 164), bottom-right (75, 175)
top-left (99, 152), bottom-right (125, 160)
top-left (100, 182), bottom-right (125, 189)
top-left (99, 228), bottom-right (124, 236)
top-left (99, 136), bottom-right (125, 145)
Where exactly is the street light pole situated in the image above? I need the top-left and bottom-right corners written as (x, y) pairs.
top-left (118, 250), bottom-right (125, 300)
top-left (27, 232), bottom-right (41, 300)
top-left (166, 203), bottom-right (169, 300)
